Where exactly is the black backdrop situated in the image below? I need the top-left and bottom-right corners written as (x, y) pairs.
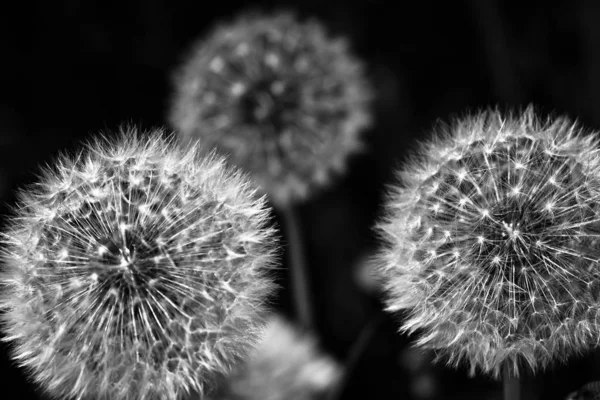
top-left (2, 1), bottom-right (600, 399)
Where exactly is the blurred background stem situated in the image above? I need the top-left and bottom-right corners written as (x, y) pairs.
top-left (282, 206), bottom-right (314, 331)
top-left (467, 0), bottom-right (522, 104)
top-left (327, 310), bottom-right (386, 400)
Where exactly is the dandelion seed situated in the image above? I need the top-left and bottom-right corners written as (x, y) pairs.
top-left (376, 107), bottom-right (600, 378)
top-left (0, 128), bottom-right (279, 400)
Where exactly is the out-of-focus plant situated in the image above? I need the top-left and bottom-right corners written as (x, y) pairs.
top-left (208, 315), bottom-right (341, 400)
top-left (375, 107), bottom-right (600, 399)
top-left (169, 11), bottom-right (373, 206)
top-left (0, 128), bottom-right (279, 400)
top-left (398, 347), bottom-right (439, 399)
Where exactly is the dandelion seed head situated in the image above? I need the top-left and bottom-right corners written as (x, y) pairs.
top-left (0, 128), bottom-right (279, 400)
top-left (566, 381), bottom-right (600, 400)
top-left (170, 11), bottom-right (373, 205)
top-left (208, 315), bottom-right (341, 400)
top-left (376, 107), bottom-right (600, 378)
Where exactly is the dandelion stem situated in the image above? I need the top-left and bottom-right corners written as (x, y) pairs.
top-left (502, 362), bottom-right (521, 400)
top-left (327, 311), bottom-right (386, 400)
top-left (282, 206), bottom-right (314, 331)
top-left (467, 0), bottom-right (521, 103)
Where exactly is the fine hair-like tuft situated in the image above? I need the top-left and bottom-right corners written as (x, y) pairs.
top-left (0, 127), bottom-right (280, 400)
top-left (376, 106), bottom-right (600, 378)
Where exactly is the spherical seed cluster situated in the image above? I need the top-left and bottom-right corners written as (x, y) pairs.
top-left (0, 129), bottom-right (279, 400)
top-left (376, 108), bottom-right (600, 378)
top-left (566, 381), bottom-right (600, 400)
top-left (170, 11), bottom-right (373, 205)
top-left (208, 315), bottom-right (341, 400)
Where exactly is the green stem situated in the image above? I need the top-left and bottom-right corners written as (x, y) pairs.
top-left (282, 206), bottom-right (314, 331)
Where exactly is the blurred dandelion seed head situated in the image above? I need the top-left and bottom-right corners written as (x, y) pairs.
top-left (376, 107), bottom-right (600, 378)
top-left (0, 128), bottom-right (279, 400)
top-left (208, 315), bottom-right (341, 400)
top-left (170, 11), bottom-right (373, 205)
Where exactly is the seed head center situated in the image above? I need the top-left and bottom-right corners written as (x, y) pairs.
top-left (239, 79), bottom-right (295, 129)
top-left (118, 247), bottom-right (133, 268)
top-left (501, 220), bottom-right (521, 241)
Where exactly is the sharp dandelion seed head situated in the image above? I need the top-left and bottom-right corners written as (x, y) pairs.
top-left (170, 11), bottom-right (373, 205)
top-left (375, 106), bottom-right (600, 378)
top-left (0, 128), bottom-right (280, 400)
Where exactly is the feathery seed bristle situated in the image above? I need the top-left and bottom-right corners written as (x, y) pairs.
top-left (376, 107), bottom-right (600, 378)
top-left (0, 128), bottom-right (280, 400)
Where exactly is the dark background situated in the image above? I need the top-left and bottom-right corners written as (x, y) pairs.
top-left (2, 1), bottom-right (600, 399)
